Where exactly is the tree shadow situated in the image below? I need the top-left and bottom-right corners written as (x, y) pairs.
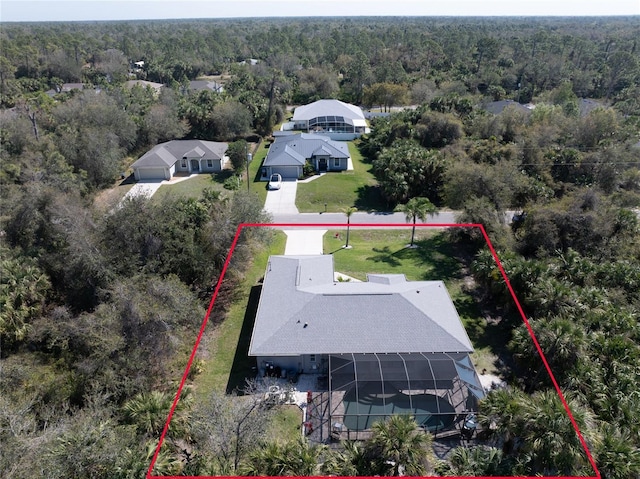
top-left (226, 284), bottom-right (261, 394)
top-left (211, 170), bottom-right (236, 185)
top-left (119, 173), bottom-right (136, 185)
top-left (393, 234), bottom-right (464, 281)
top-left (354, 184), bottom-right (388, 212)
top-left (367, 246), bottom-right (402, 267)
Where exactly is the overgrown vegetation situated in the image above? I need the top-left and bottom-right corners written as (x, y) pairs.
top-left (1, 15), bottom-right (639, 477)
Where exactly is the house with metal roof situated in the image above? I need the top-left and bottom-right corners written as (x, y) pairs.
top-left (261, 133), bottom-right (351, 180)
top-left (286, 99), bottom-right (370, 141)
top-left (131, 140), bottom-right (228, 181)
top-left (249, 255), bottom-right (485, 434)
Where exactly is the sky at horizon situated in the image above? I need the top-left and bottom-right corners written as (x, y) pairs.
top-left (2, 0), bottom-right (639, 22)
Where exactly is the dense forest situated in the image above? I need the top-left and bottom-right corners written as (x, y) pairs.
top-left (1, 16), bottom-right (639, 477)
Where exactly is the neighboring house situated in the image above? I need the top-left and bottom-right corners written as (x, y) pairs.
top-left (260, 133), bottom-right (350, 180)
top-left (249, 255), bottom-right (485, 432)
top-left (239, 58), bottom-right (260, 66)
top-left (187, 79), bottom-right (224, 94)
top-left (124, 80), bottom-right (164, 95)
top-left (286, 99), bottom-right (370, 140)
top-left (131, 140), bottom-right (228, 181)
top-left (45, 83), bottom-right (85, 97)
top-left (483, 99), bottom-right (531, 115)
top-left (579, 98), bottom-right (603, 117)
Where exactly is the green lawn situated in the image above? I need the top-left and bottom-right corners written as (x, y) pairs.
top-left (249, 141), bottom-right (269, 206)
top-left (153, 172), bottom-right (228, 201)
top-left (194, 230), bottom-right (287, 399)
top-left (269, 405), bottom-right (303, 442)
top-left (325, 228), bottom-right (501, 375)
top-left (326, 228), bottom-right (461, 282)
top-left (296, 141), bottom-right (387, 213)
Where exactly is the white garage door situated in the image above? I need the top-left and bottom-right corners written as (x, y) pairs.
top-left (136, 167), bottom-right (167, 180)
top-left (271, 166), bottom-right (300, 179)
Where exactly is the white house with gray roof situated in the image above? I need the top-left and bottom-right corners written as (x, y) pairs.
top-left (131, 140), bottom-right (228, 180)
top-left (285, 99), bottom-right (370, 141)
top-left (261, 133), bottom-right (350, 180)
top-left (249, 255), bottom-right (485, 433)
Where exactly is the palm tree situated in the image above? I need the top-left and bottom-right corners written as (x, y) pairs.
top-left (394, 197), bottom-right (437, 247)
top-left (477, 388), bottom-right (528, 455)
top-left (322, 439), bottom-right (385, 476)
top-left (123, 388), bottom-right (192, 438)
top-left (594, 423), bottom-right (640, 479)
top-left (369, 415), bottom-right (435, 476)
top-left (342, 206), bottom-right (358, 248)
top-left (240, 438), bottom-right (326, 476)
top-left (437, 445), bottom-right (505, 475)
top-left (521, 389), bottom-right (596, 475)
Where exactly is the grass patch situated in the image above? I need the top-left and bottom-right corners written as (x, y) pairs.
top-left (153, 173), bottom-right (227, 202)
top-left (269, 405), bottom-right (303, 442)
top-left (326, 228), bottom-right (461, 282)
top-left (249, 141), bottom-right (269, 207)
top-left (296, 141), bottom-right (386, 213)
top-left (194, 230), bottom-right (287, 399)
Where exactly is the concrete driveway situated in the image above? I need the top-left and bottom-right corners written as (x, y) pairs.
top-left (120, 173), bottom-right (199, 204)
top-left (283, 229), bottom-right (326, 255)
top-left (122, 180), bottom-right (165, 201)
top-left (264, 180), bottom-right (299, 215)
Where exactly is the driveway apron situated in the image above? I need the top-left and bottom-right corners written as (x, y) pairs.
top-left (283, 229), bottom-right (326, 255)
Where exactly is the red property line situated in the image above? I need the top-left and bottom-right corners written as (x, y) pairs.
top-left (146, 224), bottom-right (245, 479)
top-left (148, 222), bottom-right (600, 479)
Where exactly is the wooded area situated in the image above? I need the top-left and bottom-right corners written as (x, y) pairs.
top-left (1, 16), bottom-right (639, 477)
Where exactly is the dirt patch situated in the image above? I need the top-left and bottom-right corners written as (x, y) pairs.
top-left (92, 174), bottom-right (136, 213)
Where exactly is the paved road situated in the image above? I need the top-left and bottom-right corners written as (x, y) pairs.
top-left (272, 210), bottom-right (461, 226)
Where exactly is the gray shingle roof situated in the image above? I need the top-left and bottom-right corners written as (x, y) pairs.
top-left (189, 80), bottom-right (224, 92)
top-left (263, 134), bottom-right (349, 167)
top-left (249, 256), bottom-right (474, 357)
top-left (132, 140), bottom-right (228, 169)
top-left (484, 100), bottom-right (531, 115)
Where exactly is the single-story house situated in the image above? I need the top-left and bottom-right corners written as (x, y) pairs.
top-left (131, 140), bottom-right (228, 181)
top-left (483, 99), bottom-right (532, 115)
top-left (286, 99), bottom-right (370, 140)
top-left (579, 98), bottom-right (603, 117)
top-left (124, 80), bottom-right (164, 96)
top-left (249, 255), bottom-right (485, 432)
top-left (188, 79), bottom-right (224, 94)
top-left (45, 83), bottom-right (85, 97)
top-left (261, 133), bottom-right (350, 180)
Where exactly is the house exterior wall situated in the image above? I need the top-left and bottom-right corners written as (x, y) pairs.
top-left (321, 132), bottom-right (360, 141)
top-left (328, 157), bottom-right (347, 171)
top-left (176, 159), bottom-right (190, 173)
top-left (257, 354), bottom-right (328, 375)
top-left (200, 158), bottom-right (222, 172)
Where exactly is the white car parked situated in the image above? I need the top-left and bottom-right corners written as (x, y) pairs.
top-left (268, 173), bottom-right (282, 190)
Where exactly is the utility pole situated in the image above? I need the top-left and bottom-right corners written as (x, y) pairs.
top-left (246, 144), bottom-right (252, 193)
